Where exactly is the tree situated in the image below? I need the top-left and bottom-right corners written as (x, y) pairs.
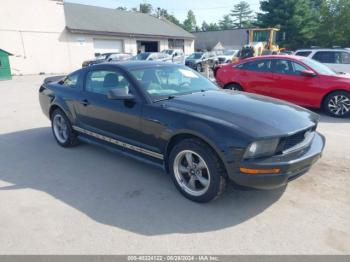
top-left (116, 6), bottom-right (127, 11)
top-left (219, 15), bottom-right (234, 30)
top-left (139, 3), bottom-right (152, 14)
top-left (230, 1), bottom-right (253, 28)
top-left (207, 23), bottom-right (220, 31)
top-left (157, 8), bottom-right (181, 26)
top-left (183, 10), bottom-right (197, 32)
top-left (257, 0), bottom-right (319, 49)
top-left (201, 21), bottom-right (209, 31)
top-left (315, 0), bottom-right (350, 47)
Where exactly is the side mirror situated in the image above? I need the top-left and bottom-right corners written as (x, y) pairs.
top-left (107, 87), bottom-right (134, 100)
top-left (300, 70), bottom-right (316, 77)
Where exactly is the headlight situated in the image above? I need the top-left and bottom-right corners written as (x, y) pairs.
top-left (243, 138), bottom-right (280, 159)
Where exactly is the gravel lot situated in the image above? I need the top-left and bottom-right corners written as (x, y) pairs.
top-left (0, 75), bottom-right (349, 255)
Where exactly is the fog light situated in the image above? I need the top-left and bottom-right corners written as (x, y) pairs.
top-left (240, 167), bottom-right (281, 174)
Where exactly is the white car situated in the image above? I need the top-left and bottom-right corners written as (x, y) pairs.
top-left (132, 52), bottom-right (172, 63)
top-left (216, 49), bottom-right (239, 64)
top-left (294, 49), bottom-right (350, 74)
top-left (161, 49), bottom-right (185, 64)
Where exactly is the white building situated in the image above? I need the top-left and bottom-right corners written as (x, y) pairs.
top-left (0, 0), bottom-right (195, 75)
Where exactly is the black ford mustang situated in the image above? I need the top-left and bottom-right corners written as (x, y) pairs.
top-left (39, 62), bottom-right (325, 202)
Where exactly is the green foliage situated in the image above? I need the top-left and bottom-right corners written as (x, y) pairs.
top-left (315, 0), bottom-right (350, 48)
top-left (207, 23), bottom-right (220, 31)
top-left (139, 3), bottom-right (152, 14)
top-left (230, 1), bottom-right (254, 28)
top-left (201, 21), bottom-right (209, 31)
top-left (219, 15), bottom-right (234, 30)
top-left (183, 10), bottom-right (197, 32)
top-left (116, 6), bottom-right (127, 11)
top-left (258, 0), bottom-right (319, 49)
top-left (157, 8), bottom-right (181, 26)
top-left (256, 0), bottom-right (350, 49)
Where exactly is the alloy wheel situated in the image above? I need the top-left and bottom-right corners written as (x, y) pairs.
top-left (173, 150), bottom-right (210, 196)
top-left (328, 95), bottom-right (350, 116)
top-left (53, 114), bottom-right (69, 144)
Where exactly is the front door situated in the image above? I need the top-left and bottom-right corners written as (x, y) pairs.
top-left (75, 66), bottom-right (143, 144)
top-left (270, 59), bottom-right (319, 107)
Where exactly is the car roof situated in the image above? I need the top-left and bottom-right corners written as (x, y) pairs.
top-left (240, 55), bottom-right (306, 63)
top-left (295, 48), bottom-right (349, 52)
top-left (100, 61), bottom-right (183, 70)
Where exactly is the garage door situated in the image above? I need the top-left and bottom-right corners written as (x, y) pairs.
top-left (93, 39), bottom-right (123, 54)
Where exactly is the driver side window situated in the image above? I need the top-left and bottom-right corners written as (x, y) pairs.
top-left (272, 60), bottom-right (308, 76)
top-left (85, 70), bottom-right (131, 96)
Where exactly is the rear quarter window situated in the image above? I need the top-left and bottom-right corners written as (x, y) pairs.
top-left (313, 51), bottom-right (336, 63)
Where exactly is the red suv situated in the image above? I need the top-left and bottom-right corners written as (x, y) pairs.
top-left (215, 55), bottom-right (350, 117)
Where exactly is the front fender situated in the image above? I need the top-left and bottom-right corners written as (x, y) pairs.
top-left (163, 118), bottom-right (251, 176)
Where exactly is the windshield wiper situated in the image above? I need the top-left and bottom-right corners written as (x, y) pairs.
top-left (153, 95), bottom-right (176, 102)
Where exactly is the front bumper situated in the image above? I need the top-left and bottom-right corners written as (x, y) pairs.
top-left (228, 132), bottom-right (326, 189)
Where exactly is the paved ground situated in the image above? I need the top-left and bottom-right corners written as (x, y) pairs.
top-left (0, 76), bottom-right (349, 255)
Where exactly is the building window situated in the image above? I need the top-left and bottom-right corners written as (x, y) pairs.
top-left (168, 39), bottom-right (184, 51)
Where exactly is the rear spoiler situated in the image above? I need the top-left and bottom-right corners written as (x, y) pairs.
top-left (44, 75), bottom-right (66, 84)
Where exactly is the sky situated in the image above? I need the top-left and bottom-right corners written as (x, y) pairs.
top-left (67, 0), bottom-right (261, 25)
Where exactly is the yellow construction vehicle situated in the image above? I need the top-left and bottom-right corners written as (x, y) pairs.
top-left (236, 28), bottom-right (284, 60)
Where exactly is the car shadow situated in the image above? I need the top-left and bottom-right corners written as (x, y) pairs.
top-left (0, 127), bottom-right (285, 236)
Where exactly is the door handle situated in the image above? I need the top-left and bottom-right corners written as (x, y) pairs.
top-left (80, 99), bottom-right (89, 106)
top-left (145, 118), bottom-right (163, 125)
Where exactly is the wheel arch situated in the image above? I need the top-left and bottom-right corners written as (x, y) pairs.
top-left (49, 103), bottom-right (73, 122)
top-left (164, 132), bottom-right (228, 178)
top-left (321, 89), bottom-right (350, 108)
top-left (223, 82), bottom-right (243, 90)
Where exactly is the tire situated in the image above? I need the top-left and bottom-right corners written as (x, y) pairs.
top-left (168, 138), bottom-right (226, 203)
top-left (196, 63), bottom-right (202, 72)
top-left (51, 109), bottom-right (78, 147)
top-left (323, 91), bottom-right (350, 118)
top-left (225, 83), bottom-right (243, 91)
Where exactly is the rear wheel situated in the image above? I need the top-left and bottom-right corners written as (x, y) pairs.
top-left (196, 63), bottom-right (202, 72)
top-left (225, 83), bottom-right (243, 91)
top-left (323, 91), bottom-right (350, 118)
top-left (169, 138), bottom-right (226, 203)
top-left (51, 109), bottom-right (78, 147)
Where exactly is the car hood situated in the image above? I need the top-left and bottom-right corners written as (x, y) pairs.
top-left (161, 90), bottom-right (319, 138)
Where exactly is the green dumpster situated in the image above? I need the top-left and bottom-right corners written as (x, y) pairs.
top-left (0, 49), bottom-right (13, 80)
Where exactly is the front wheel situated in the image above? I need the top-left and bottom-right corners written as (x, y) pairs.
top-left (51, 109), bottom-right (78, 147)
top-left (225, 83), bottom-right (243, 91)
top-left (323, 91), bottom-right (350, 118)
top-left (196, 63), bottom-right (202, 72)
top-left (169, 139), bottom-right (226, 203)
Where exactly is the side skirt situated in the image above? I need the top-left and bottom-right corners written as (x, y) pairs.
top-left (78, 135), bottom-right (165, 171)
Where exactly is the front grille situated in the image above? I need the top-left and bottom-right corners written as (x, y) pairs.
top-left (277, 126), bottom-right (316, 153)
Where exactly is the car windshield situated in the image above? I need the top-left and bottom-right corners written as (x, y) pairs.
top-left (302, 58), bottom-right (337, 75)
top-left (163, 50), bottom-right (173, 55)
top-left (95, 54), bottom-right (108, 60)
top-left (133, 53), bottom-right (151, 60)
top-left (130, 66), bottom-right (218, 100)
top-left (188, 53), bottom-right (203, 59)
